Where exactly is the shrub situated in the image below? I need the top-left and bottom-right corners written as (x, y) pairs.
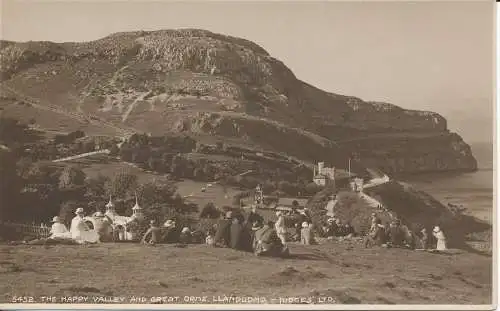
top-left (200, 202), bottom-right (220, 219)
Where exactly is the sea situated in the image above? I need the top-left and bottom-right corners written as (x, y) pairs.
top-left (400, 142), bottom-right (494, 224)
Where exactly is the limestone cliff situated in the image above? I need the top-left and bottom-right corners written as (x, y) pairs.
top-left (0, 29), bottom-right (477, 174)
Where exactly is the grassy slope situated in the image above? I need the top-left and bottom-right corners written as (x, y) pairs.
top-left (0, 242), bottom-right (492, 305)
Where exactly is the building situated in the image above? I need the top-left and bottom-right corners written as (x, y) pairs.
top-left (98, 196), bottom-right (145, 241)
top-left (313, 162), bottom-right (335, 186)
top-left (350, 178), bottom-right (364, 192)
top-left (265, 197), bottom-right (309, 211)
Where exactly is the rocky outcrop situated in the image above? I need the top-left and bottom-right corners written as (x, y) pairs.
top-left (0, 29), bottom-right (477, 174)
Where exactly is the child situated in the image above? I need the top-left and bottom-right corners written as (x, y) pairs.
top-left (206, 231), bottom-right (215, 246)
top-left (301, 221), bottom-right (312, 245)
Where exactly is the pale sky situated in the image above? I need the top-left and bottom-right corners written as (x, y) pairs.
top-left (0, 0), bottom-right (495, 143)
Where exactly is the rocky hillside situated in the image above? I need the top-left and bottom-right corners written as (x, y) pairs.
top-left (0, 29), bottom-right (477, 174)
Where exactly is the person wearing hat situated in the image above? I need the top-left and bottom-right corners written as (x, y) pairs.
top-left (275, 211), bottom-right (287, 245)
top-left (387, 219), bottom-right (405, 248)
top-left (364, 218), bottom-right (386, 248)
top-left (49, 216), bottom-right (71, 239)
top-left (300, 221), bottom-right (312, 245)
top-left (179, 227), bottom-right (192, 244)
top-left (161, 219), bottom-right (178, 243)
top-left (253, 220), bottom-right (289, 258)
top-left (432, 226), bottom-right (447, 251)
top-left (245, 205), bottom-right (264, 229)
top-left (92, 211), bottom-right (113, 242)
top-left (70, 208), bottom-right (99, 244)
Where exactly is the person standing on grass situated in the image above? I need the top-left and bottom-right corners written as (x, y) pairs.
top-left (364, 218), bottom-right (385, 248)
top-left (432, 226), bottom-right (447, 251)
top-left (275, 211), bottom-right (287, 245)
top-left (300, 221), bottom-right (312, 245)
top-left (215, 211), bottom-right (232, 247)
top-left (230, 217), bottom-right (244, 250)
top-left (419, 228), bottom-right (429, 250)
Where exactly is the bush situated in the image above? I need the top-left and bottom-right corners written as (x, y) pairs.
top-left (200, 202), bottom-right (220, 219)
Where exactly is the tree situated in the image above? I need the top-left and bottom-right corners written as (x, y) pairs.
top-left (58, 165), bottom-right (86, 190)
top-left (59, 200), bottom-right (87, 225)
top-left (200, 202), bottom-right (220, 219)
top-left (305, 182), bottom-right (323, 196)
top-left (105, 172), bottom-right (138, 199)
top-left (0, 149), bottom-right (21, 221)
top-left (84, 174), bottom-right (110, 209)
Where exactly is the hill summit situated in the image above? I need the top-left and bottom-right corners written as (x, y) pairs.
top-left (0, 29), bottom-right (477, 174)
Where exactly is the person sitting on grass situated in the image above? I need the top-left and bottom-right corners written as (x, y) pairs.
top-left (206, 229), bottom-right (215, 247)
top-left (246, 205), bottom-right (264, 229)
top-left (386, 219), bottom-right (406, 248)
top-left (70, 208), bottom-right (99, 244)
top-left (93, 212), bottom-right (113, 242)
top-left (141, 220), bottom-right (161, 245)
top-left (26, 216), bottom-right (77, 245)
top-left (333, 218), bottom-right (345, 237)
top-left (49, 216), bottom-right (72, 239)
top-left (253, 220), bottom-right (289, 258)
top-left (161, 219), bottom-right (178, 243)
top-left (343, 222), bottom-right (355, 238)
top-left (179, 227), bottom-right (192, 244)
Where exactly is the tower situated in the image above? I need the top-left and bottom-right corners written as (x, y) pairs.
top-left (131, 192), bottom-right (144, 220)
top-left (105, 195), bottom-right (117, 220)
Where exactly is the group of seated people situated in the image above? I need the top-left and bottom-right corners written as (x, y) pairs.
top-left (210, 207), bottom-right (289, 257)
top-left (139, 206), bottom-right (289, 258)
top-left (322, 217), bottom-right (356, 239)
top-left (27, 208), bottom-right (100, 245)
top-left (363, 213), bottom-right (448, 250)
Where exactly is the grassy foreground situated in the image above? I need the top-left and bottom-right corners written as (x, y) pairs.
top-left (0, 240), bottom-right (492, 305)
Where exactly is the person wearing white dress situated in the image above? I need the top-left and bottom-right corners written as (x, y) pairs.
top-left (432, 226), bottom-right (447, 251)
top-left (70, 208), bottom-right (99, 244)
top-left (49, 216), bottom-right (72, 239)
top-left (275, 211), bottom-right (287, 245)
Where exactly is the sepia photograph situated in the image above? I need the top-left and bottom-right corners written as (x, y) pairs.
top-left (0, 0), bottom-right (496, 309)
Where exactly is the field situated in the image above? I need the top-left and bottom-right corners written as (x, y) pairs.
top-left (0, 240), bottom-right (492, 306)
